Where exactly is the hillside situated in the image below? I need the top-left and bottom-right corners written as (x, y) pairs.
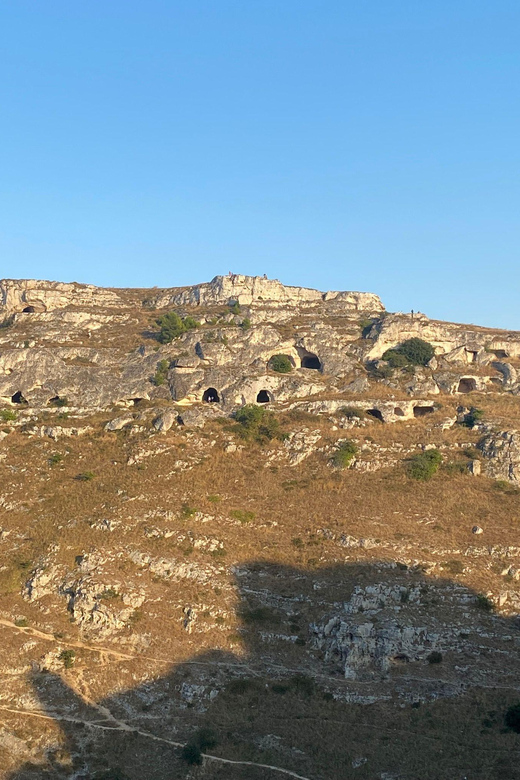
top-left (1, 274), bottom-right (520, 780)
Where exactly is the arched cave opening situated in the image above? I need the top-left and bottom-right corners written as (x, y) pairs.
top-left (11, 391), bottom-right (27, 405)
top-left (22, 306), bottom-right (36, 313)
top-left (202, 387), bottom-right (220, 403)
top-left (413, 405), bottom-right (435, 418)
top-left (366, 408), bottom-right (384, 422)
top-left (458, 378), bottom-right (477, 394)
top-left (301, 354), bottom-right (322, 370)
top-left (256, 390), bottom-right (271, 404)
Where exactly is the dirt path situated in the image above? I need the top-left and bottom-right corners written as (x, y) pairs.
top-left (0, 704), bottom-right (315, 780)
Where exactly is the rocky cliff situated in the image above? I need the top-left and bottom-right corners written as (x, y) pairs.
top-left (1, 275), bottom-right (520, 780)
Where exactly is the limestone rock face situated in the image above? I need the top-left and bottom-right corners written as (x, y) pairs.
top-left (366, 312), bottom-right (520, 361)
top-left (0, 278), bottom-right (123, 315)
top-left (478, 430), bottom-right (520, 484)
top-left (155, 274), bottom-right (385, 312)
top-left (1, 273), bottom-right (519, 418)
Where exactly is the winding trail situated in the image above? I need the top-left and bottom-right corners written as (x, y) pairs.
top-left (0, 704), bottom-right (314, 780)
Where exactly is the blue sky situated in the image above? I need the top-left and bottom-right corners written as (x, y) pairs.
top-left (0, 1), bottom-right (519, 328)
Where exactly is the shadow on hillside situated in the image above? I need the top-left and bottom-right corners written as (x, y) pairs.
top-left (7, 559), bottom-right (520, 780)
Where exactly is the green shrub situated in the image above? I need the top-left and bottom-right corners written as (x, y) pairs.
top-left (180, 743), bottom-right (202, 765)
top-left (505, 703), bottom-right (520, 733)
top-left (155, 311), bottom-right (199, 344)
top-left (427, 651), bottom-right (443, 664)
top-left (230, 509), bottom-right (255, 525)
top-left (59, 649), bottom-right (76, 669)
top-left (406, 449), bottom-right (442, 481)
top-left (98, 588), bottom-right (119, 600)
top-left (333, 440), bottom-right (358, 469)
top-left (228, 300), bottom-right (241, 315)
top-left (382, 338), bottom-right (435, 367)
top-left (152, 359), bottom-right (170, 386)
top-left (234, 404), bottom-right (282, 444)
top-left (75, 471), bottom-right (95, 482)
top-left (240, 317), bottom-right (251, 330)
top-left (268, 354), bottom-right (293, 373)
top-left (49, 396), bottom-right (68, 407)
top-left (462, 407), bottom-right (484, 428)
top-left (370, 362), bottom-right (394, 379)
top-left (0, 409), bottom-right (16, 422)
top-left (48, 453), bottom-right (63, 466)
top-left (476, 593), bottom-right (494, 612)
top-left (381, 349), bottom-right (409, 368)
top-left (338, 406), bottom-right (364, 420)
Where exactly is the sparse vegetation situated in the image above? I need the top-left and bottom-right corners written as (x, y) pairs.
top-left (234, 404), bottom-right (283, 443)
top-left (406, 449), bottom-right (442, 481)
top-left (230, 509), bottom-right (256, 525)
top-left (332, 440), bottom-right (358, 468)
top-left (338, 406), bottom-right (365, 420)
top-left (240, 317), bottom-right (251, 330)
top-left (268, 354), bottom-right (293, 373)
top-left (59, 649), bottom-right (76, 669)
top-left (155, 311), bottom-right (199, 343)
top-left (49, 396), bottom-right (68, 407)
top-left (476, 593), bottom-right (494, 612)
top-left (75, 471), bottom-right (95, 481)
top-left (48, 453), bottom-right (63, 466)
top-left (152, 359), bottom-right (170, 386)
top-left (461, 407), bottom-right (485, 428)
top-left (0, 409), bottom-right (17, 422)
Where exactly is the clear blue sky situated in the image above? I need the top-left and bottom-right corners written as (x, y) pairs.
top-left (1, 2), bottom-right (519, 328)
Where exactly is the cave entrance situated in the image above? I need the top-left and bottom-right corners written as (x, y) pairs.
top-left (413, 405), bottom-right (435, 417)
top-left (491, 349), bottom-right (508, 359)
top-left (394, 407), bottom-right (405, 416)
top-left (366, 408), bottom-right (384, 422)
top-left (300, 353), bottom-right (322, 370)
top-left (22, 306), bottom-right (35, 313)
top-left (202, 387), bottom-right (220, 403)
top-left (457, 378), bottom-right (477, 394)
top-left (11, 391), bottom-right (27, 405)
top-left (256, 390), bottom-right (271, 404)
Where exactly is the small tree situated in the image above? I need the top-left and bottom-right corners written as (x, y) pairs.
top-left (155, 312), bottom-right (199, 344)
top-left (382, 338), bottom-right (435, 367)
top-left (269, 354), bottom-right (293, 373)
